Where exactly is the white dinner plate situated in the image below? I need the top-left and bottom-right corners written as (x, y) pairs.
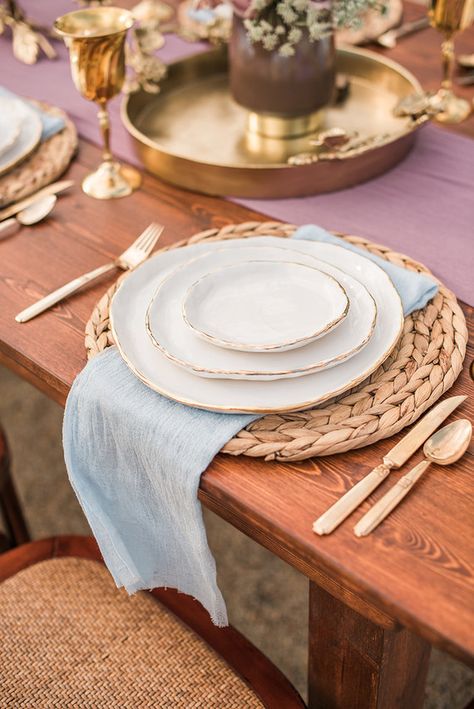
top-left (183, 260), bottom-right (349, 352)
top-left (0, 97), bottom-right (42, 177)
top-left (0, 97), bottom-right (23, 158)
top-left (146, 245), bottom-right (376, 380)
top-left (111, 236), bottom-right (404, 414)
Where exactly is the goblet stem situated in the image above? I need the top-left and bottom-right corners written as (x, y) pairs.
top-left (97, 101), bottom-right (113, 163)
top-left (440, 34), bottom-right (455, 91)
top-left (432, 29), bottom-right (471, 123)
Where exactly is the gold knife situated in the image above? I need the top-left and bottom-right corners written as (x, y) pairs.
top-left (313, 395), bottom-right (467, 535)
top-left (0, 180), bottom-right (74, 222)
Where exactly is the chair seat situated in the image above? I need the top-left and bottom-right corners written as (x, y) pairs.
top-left (0, 556), bottom-right (265, 707)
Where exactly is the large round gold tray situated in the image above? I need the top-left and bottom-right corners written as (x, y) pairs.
top-left (122, 46), bottom-right (422, 199)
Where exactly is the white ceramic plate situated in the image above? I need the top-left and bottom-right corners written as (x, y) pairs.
top-left (146, 245), bottom-right (376, 380)
top-left (0, 97), bottom-right (23, 158)
top-left (0, 97), bottom-right (42, 177)
top-left (183, 260), bottom-right (349, 352)
top-left (111, 236), bottom-right (403, 414)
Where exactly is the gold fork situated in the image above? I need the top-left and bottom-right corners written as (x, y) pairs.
top-left (16, 222), bottom-right (164, 323)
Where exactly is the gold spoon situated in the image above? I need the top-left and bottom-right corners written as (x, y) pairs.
top-left (354, 419), bottom-right (472, 537)
top-left (0, 195), bottom-right (57, 238)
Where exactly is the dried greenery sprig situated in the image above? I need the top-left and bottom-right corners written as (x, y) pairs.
top-left (244, 0), bottom-right (386, 55)
top-left (0, 0), bottom-right (57, 64)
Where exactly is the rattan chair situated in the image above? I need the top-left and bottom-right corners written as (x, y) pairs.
top-left (0, 424), bottom-right (29, 551)
top-left (0, 535), bottom-right (305, 707)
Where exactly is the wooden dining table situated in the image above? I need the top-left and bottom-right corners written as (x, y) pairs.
top-left (1, 3), bottom-right (473, 706)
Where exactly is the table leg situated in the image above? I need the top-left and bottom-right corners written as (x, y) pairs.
top-left (0, 432), bottom-right (30, 548)
top-left (308, 582), bottom-right (431, 709)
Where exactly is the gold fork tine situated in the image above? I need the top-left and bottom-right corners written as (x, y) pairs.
top-left (131, 223), bottom-right (158, 251)
top-left (16, 223), bottom-right (165, 323)
top-left (119, 223), bottom-right (160, 261)
top-left (140, 224), bottom-right (163, 254)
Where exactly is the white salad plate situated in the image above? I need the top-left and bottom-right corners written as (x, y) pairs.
top-left (111, 236), bottom-right (403, 413)
top-left (146, 245), bottom-right (376, 380)
top-left (0, 97), bottom-right (23, 158)
top-left (0, 97), bottom-right (42, 177)
top-left (183, 260), bottom-right (349, 353)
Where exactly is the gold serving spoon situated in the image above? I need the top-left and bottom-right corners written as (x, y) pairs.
top-left (354, 418), bottom-right (472, 537)
top-left (0, 195), bottom-right (57, 238)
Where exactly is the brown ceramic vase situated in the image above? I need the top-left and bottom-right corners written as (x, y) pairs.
top-left (229, 14), bottom-right (335, 135)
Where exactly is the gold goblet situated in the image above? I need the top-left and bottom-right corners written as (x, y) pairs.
top-left (54, 7), bottom-right (141, 199)
top-left (429, 0), bottom-right (474, 123)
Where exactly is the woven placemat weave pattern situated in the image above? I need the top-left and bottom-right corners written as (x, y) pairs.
top-left (0, 102), bottom-right (77, 207)
top-left (0, 557), bottom-right (264, 707)
top-left (85, 222), bottom-right (467, 462)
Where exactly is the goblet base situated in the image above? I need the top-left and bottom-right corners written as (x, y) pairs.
top-left (82, 161), bottom-right (142, 200)
top-left (432, 89), bottom-right (472, 124)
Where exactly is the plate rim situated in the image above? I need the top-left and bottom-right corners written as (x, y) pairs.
top-left (181, 259), bottom-right (350, 352)
top-left (0, 98), bottom-right (42, 177)
top-left (0, 97), bottom-right (23, 158)
top-left (145, 247), bottom-right (377, 379)
top-left (110, 237), bottom-right (404, 413)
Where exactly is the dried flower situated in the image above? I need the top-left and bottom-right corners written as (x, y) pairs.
top-left (276, 1), bottom-right (298, 24)
top-left (262, 31), bottom-right (278, 49)
top-left (279, 41), bottom-right (295, 55)
top-left (243, 0), bottom-right (385, 55)
top-left (287, 26), bottom-right (302, 42)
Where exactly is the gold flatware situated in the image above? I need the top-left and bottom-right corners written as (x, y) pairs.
top-left (15, 222), bottom-right (163, 323)
top-left (354, 419), bottom-right (472, 536)
top-left (0, 195), bottom-right (56, 238)
top-left (457, 73), bottom-right (474, 86)
top-left (0, 180), bottom-right (74, 222)
top-left (313, 395), bottom-right (467, 535)
top-left (376, 16), bottom-right (430, 49)
top-left (458, 52), bottom-right (474, 68)
top-left (54, 7), bottom-right (141, 200)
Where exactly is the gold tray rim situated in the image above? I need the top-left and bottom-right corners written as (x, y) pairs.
top-left (121, 44), bottom-right (424, 197)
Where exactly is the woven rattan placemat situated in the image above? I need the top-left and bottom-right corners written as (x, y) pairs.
top-left (0, 101), bottom-right (77, 208)
top-left (85, 222), bottom-right (467, 461)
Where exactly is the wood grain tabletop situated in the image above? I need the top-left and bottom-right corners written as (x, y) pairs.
top-left (0, 1), bottom-right (473, 670)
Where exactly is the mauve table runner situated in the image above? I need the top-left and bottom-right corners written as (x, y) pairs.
top-left (1, 0), bottom-right (473, 305)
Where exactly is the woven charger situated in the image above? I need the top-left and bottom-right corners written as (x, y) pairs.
top-left (0, 101), bottom-right (77, 207)
top-left (85, 222), bottom-right (467, 462)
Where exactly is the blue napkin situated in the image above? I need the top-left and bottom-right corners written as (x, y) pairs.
top-left (295, 225), bottom-right (438, 315)
top-left (63, 226), bottom-right (438, 626)
top-left (0, 86), bottom-right (65, 141)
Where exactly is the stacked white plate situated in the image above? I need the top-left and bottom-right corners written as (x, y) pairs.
top-left (0, 96), bottom-right (42, 177)
top-left (110, 236), bottom-right (404, 414)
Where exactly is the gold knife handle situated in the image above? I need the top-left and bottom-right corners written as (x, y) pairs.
top-left (0, 180), bottom-right (74, 222)
top-left (391, 16), bottom-right (430, 39)
top-left (354, 460), bottom-right (431, 537)
top-left (15, 262), bottom-right (116, 323)
top-left (313, 463), bottom-right (392, 535)
top-left (0, 218), bottom-right (17, 237)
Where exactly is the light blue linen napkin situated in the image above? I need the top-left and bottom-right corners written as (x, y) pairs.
top-left (295, 225), bottom-right (438, 315)
top-left (63, 226), bottom-right (438, 626)
top-left (0, 86), bottom-right (65, 141)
